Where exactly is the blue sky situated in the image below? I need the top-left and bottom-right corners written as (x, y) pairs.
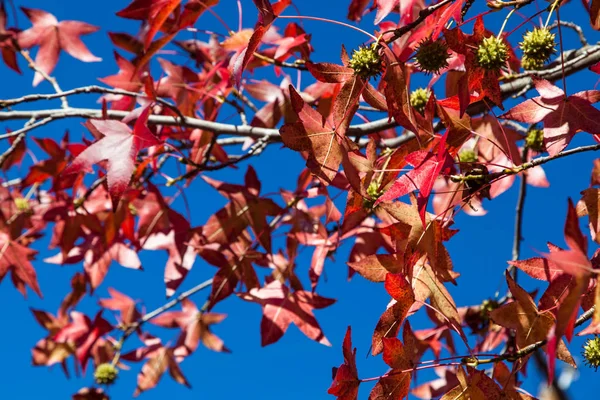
top-left (1, 0), bottom-right (599, 399)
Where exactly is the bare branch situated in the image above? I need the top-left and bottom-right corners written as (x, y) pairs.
top-left (0, 116), bottom-right (53, 140)
top-left (19, 50), bottom-right (68, 109)
top-left (451, 143), bottom-right (600, 183)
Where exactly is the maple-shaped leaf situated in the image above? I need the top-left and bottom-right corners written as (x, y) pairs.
top-left (306, 61), bottom-right (354, 83)
top-left (0, 3), bottom-right (20, 73)
top-left (373, 0), bottom-right (422, 25)
top-left (501, 77), bottom-right (600, 156)
top-left (507, 243), bottom-right (565, 282)
top-left (98, 51), bottom-right (145, 110)
top-left (230, 0), bottom-right (290, 84)
top-left (444, 17), bottom-right (511, 109)
top-left (137, 184), bottom-right (197, 296)
top-left (379, 198), bottom-right (457, 282)
top-left (201, 167), bottom-right (282, 253)
top-left (45, 232), bottom-right (142, 290)
top-left (347, 253), bottom-right (404, 282)
top-left (372, 273), bottom-right (415, 355)
top-left (441, 366), bottom-right (504, 400)
top-left (54, 311), bottom-right (113, 372)
top-left (328, 326), bottom-right (360, 400)
top-left (376, 135), bottom-right (454, 227)
top-left (17, 7), bottom-right (100, 86)
top-left (280, 85), bottom-right (347, 183)
top-left (347, 0), bottom-right (370, 21)
top-left (382, 48), bottom-right (418, 134)
top-left (156, 58), bottom-right (201, 116)
top-left (31, 308), bottom-right (73, 368)
top-left (370, 337), bottom-right (412, 400)
top-left (116, 0), bottom-right (181, 49)
top-left (99, 287), bottom-right (141, 327)
top-left (491, 272), bottom-right (554, 352)
top-left (151, 298), bottom-right (229, 356)
top-left (22, 133), bottom-right (81, 191)
top-left (579, 188), bottom-right (600, 243)
top-left (0, 232), bottom-right (41, 297)
top-left (592, 0), bottom-right (600, 30)
top-left (239, 280), bottom-right (335, 346)
top-left (72, 387), bottom-right (109, 400)
top-left (412, 367), bottom-right (459, 399)
top-left (543, 199), bottom-right (592, 382)
top-left (134, 346), bottom-right (190, 396)
top-left (63, 107), bottom-right (162, 208)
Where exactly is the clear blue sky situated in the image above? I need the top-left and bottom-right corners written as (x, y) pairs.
top-left (1, 0), bottom-right (599, 399)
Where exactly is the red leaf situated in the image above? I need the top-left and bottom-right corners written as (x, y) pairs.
top-left (98, 287), bottom-right (140, 326)
top-left (591, 0), bottom-right (600, 30)
top-left (63, 107), bottom-right (162, 207)
top-left (372, 274), bottom-right (415, 355)
top-left (116, 0), bottom-right (182, 49)
top-left (0, 232), bottom-right (41, 297)
top-left (542, 200), bottom-right (593, 382)
top-left (280, 86), bottom-right (346, 183)
top-left (18, 8), bottom-right (100, 86)
top-left (238, 280), bottom-right (335, 346)
top-left (54, 311), bottom-right (113, 371)
top-left (328, 326), bottom-right (360, 400)
top-left (501, 78), bottom-right (600, 156)
top-left (151, 298), bottom-right (229, 355)
top-left (376, 136), bottom-right (454, 227)
top-left (306, 61), bottom-right (355, 83)
top-left (134, 347), bottom-right (190, 396)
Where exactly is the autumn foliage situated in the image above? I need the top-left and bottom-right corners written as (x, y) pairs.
top-left (4, 0), bottom-right (600, 398)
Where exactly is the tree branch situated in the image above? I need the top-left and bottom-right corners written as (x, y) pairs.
top-left (1, 44), bottom-right (599, 150)
top-left (451, 143), bottom-right (600, 183)
top-left (19, 50), bottom-right (68, 109)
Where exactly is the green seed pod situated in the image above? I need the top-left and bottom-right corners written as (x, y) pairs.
top-left (14, 198), bottom-right (30, 213)
top-left (410, 88), bottom-right (430, 114)
top-left (349, 43), bottom-right (383, 80)
top-left (414, 38), bottom-right (450, 75)
top-left (525, 128), bottom-right (545, 152)
top-left (583, 337), bottom-right (600, 371)
top-left (94, 363), bottom-right (119, 385)
top-left (458, 149), bottom-right (478, 163)
top-left (519, 27), bottom-right (556, 68)
top-left (521, 56), bottom-right (545, 71)
top-left (476, 36), bottom-right (508, 70)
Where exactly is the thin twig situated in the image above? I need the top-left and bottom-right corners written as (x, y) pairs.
top-left (0, 116), bottom-right (52, 140)
top-left (384, 0), bottom-right (455, 44)
top-left (511, 147), bottom-right (529, 267)
top-left (0, 132), bottom-right (25, 168)
top-left (547, 20), bottom-right (587, 46)
top-left (19, 50), bottom-right (68, 108)
top-left (451, 143), bottom-right (600, 183)
top-left (252, 52), bottom-right (308, 70)
top-left (464, 306), bottom-right (595, 366)
top-left (0, 84), bottom-right (185, 122)
top-left (166, 135), bottom-right (270, 186)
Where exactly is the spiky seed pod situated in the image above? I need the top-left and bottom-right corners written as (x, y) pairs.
top-left (480, 299), bottom-right (499, 315)
top-left (348, 43), bottom-right (383, 80)
top-left (525, 128), bottom-right (545, 152)
top-left (521, 56), bottom-right (545, 71)
top-left (476, 36), bottom-right (508, 70)
top-left (458, 149), bottom-right (478, 163)
top-left (583, 337), bottom-right (600, 371)
top-left (414, 38), bottom-right (450, 75)
top-left (14, 198), bottom-right (30, 213)
top-left (94, 363), bottom-right (119, 385)
top-left (363, 181), bottom-right (382, 210)
top-left (519, 27), bottom-right (556, 69)
top-left (410, 88), bottom-right (430, 114)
